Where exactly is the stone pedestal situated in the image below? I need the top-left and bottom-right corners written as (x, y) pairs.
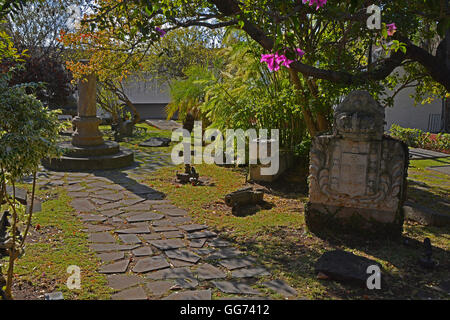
top-left (72, 66), bottom-right (104, 147)
top-left (72, 116), bottom-right (104, 146)
top-left (42, 60), bottom-right (134, 171)
top-left (305, 91), bottom-right (409, 238)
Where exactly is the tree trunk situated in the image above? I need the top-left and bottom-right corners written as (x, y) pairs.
top-left (288, 69), bottom-right (318, 136)
top-left (306, 79), bottom-right (331, 132)
top-left (124, 97), bottom-right (141, 124)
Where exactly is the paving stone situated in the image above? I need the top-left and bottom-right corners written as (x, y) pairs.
top-left (103, 184), bottom-right (126, 191)
top-left (120, 198), bottom-right (145, 206)
top-left (158, 208), bottom-right (187, 217)
top-left (163, 289), bottom-right (211, 300)
top-left (80, 214), bottom-right (107, 222)
top-left (189, 239), bottom-right (207, 248)
top-left (172, 278), bottom-right (199, 289)
top-left (146, 280), bottom-right (174, 297)
top-left (125, 202), bottom-right (153, 211)
top-left (132, 246), bottom-right (153, 257)
top-left (196, 264), bottom-right (226, 280)
top-left (165, 250), bottom-right (201, 264)
top-left (68, 191), bottom-right (90, 198)
top-left (88, 232), bottom-right (116, 243)
top-left (90, 198), bottom-right (111, 205)
top-left (140, 233), bottom-right (162, 241)
top-left (213, 281), bottom-right (261, 295)
top-left (83, 224), bottom-right (114, 232)
top-left (92, 193), bottom-right (123, 202)
top-left (115, 226), bottom-right (151, 234)
top-left (178, 224), bottom-right (208, 233)
top-left (153, 226), bottom-right (179, 232)
top-left (119, 234), bottom-right (142, 244)
top-left (146, 267), bottom-right (194, 280)
top-left (107, 274), bottom-right (143, 290)
top-left (121, 210), bottom-right (149, 218)
top-left (111, 217), bottom-right (124, 223)
top-left (101, 209), bottom-right (123, 218)
top-left (219, 257), bottom-right (256, 270)
top-left (71, 199), bottom-right (96, 212)
top-left (169, 259), bottom-right (195, 268)
top-left (126, 212), bottom-right (164, 223)
top-left (99, 259), bottom-right (130, 274)
top-left (153, 219), bottom-right (175, 227)
top-left (263, 279), bottom-right (297, 297)
top-left (208, 248), bottom-right (242, 260)
top-left (162, 231), bottom-right (184, 239)
top-left (168, 216), bottom-right (192, 225)
top-left (97, 252), bottom-right (125, 263)
top-left (111, 286), bottom-right (148, 300)
top-left (90, 244), bottom-right (139, 252)
top-left (67, 185), bottom-right (85, 192)
top-left (150, 239), bottom-right (186, 250)
top-left (187, 231), bottom-right (217, 239)
top-left (132, 255), bottom-right (170, 273)
top-left (209, 239), bottom-right (231, 247)
top-left (231, 267), bottom-right (270, 278)
top-left (194, 248), bottom-right (216, 256)
top-left (99, 202), bottom-right (122, 211)
top-left (139, 137), bottom-right (171, 148)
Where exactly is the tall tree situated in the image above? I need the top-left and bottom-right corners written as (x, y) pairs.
top-left (3, 0), bottom-right (84, 107)
top-left (83, 0), bottom-right (450, 135)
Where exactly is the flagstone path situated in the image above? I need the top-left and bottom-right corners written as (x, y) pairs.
top-left (33, 148), bottom-right (298, 300)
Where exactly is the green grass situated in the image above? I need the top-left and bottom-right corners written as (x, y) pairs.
top-left (139, 140), bottom-right (450, 300)
top-left (5, 125), bottom-right (449, 300)
top-left (4, 184), bottom-right (112, 300)
top-left (408, 157), bottom-right (450, 216)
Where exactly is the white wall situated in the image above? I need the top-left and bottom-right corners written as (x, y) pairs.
top-left (384, 68), bottom-right (443, 132)
top-left (122, 76), bottom-right (171, 104)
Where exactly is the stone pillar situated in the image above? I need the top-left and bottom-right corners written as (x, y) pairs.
top-left (305, 91), bottom-right (409, 238)
top-left (72, 60), bottom-right (104, 147)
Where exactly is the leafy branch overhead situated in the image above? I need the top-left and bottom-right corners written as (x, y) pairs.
top-left (83, 0), bottom-right (450, 93)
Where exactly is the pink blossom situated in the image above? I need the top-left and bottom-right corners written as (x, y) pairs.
top-left (295, 48), bottom-right (305, 58)
top-left (260, 48), bottom-right (304, 71)
top-left (386, 23), bottom-right (397, 36)
top-left (155, 27), bottom-right (166, 37)
top-left (302, 0), bottom-right (327, 10)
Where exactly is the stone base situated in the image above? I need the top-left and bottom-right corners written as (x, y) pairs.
top-left (248, 150), bottom-right (293, 182)
top-left (72, 116), bottom-right (104, 147)
top-left (305, 202), bottom-right (404, 239)
top-left (42, 141), bottom-right (134, 171)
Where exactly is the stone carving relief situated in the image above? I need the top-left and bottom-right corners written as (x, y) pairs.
top-left (308, 91), bottom-right (407, 212)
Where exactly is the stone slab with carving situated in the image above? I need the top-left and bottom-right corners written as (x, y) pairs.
top-left (305, 91), bottom-right (408, 237)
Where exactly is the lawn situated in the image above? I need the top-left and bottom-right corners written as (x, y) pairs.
top-left (5, 124), bottom-right (449, 300)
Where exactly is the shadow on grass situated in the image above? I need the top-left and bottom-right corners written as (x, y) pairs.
top-left (407, 180), bottom-right (450, 217)
top-left (221, 224), bottom-right (449, 299)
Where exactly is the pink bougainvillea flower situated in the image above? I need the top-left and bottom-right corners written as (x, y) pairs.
top-left (386, 23), bottom-right (397, 36)
top-left (295, 48), bottom-right (305, 58)
top-left (302, 0), bottom-right (327, 10)
top-left (155, 26), bottom-right (166, 37)
top-left (261, 48), bottom-right (304, 71)
top-left (260, 53), bottom-right (276, 71)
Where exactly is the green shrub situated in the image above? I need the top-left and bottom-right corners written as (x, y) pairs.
top-left (389, 124), bottom-right (449, 152)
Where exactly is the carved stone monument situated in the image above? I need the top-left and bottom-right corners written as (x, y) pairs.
top-left (42, 60), bottom-right (134, 171)
top-left (72, 62), bottom-right (104, 146)
top-left (305, 91), bottom-right (409, 237)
